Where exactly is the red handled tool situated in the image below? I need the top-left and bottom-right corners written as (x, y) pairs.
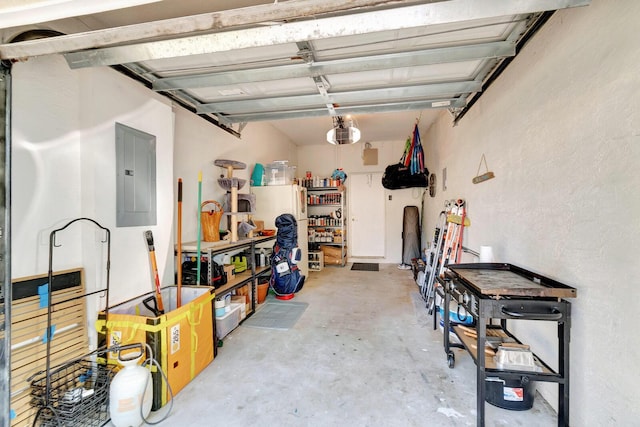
top-left (145, 230), bottom-right (165, 315)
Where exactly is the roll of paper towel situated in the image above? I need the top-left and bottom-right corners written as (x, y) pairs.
top-left (479, 246), bottom-right (494, 263)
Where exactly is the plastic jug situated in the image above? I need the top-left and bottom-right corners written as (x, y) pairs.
top-left (109, 344), bottom-right (152, 427)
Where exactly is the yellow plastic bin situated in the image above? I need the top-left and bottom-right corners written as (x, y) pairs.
top-left (96, 286), bottom-right (215, 410)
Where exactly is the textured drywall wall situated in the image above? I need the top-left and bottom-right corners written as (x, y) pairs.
top-left (11, 54), bottom-right (297, 310)
top-left (422, 1), bottom-right (640, 424)
top-left (297, 139), bottom-right (428, 263)
top-left (12, 54), bottom-right (174, 309)
top-left (172, 104), bottom-right (298, 244)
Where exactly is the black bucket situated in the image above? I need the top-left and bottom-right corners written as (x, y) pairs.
top-left (485, 377), bottom-right (535, 411)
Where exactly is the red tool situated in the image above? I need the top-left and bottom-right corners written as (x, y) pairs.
top-left (144, 230), bottom-right (165, 315)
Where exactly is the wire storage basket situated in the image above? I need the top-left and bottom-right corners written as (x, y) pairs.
top-left (29, 349), bottom-right (116, 427)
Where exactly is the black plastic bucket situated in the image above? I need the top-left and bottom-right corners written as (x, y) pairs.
top-left (485, 377), bottom-right (535, 410)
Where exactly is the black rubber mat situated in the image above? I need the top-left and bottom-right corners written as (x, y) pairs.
top-left (351, 263), bottom-right (379, 271)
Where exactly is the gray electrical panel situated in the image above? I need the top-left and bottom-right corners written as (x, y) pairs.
top-left (115, 123), bottom-right (157, 227)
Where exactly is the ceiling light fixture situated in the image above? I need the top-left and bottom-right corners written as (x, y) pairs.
top-left (326, 115), bottom-right (361, 145)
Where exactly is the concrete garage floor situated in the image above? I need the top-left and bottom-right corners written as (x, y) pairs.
top-left (147, 264), bottom-right (558, 426)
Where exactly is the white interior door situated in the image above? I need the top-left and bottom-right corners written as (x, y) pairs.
top-left (350, 172), bottom-right (385, 257)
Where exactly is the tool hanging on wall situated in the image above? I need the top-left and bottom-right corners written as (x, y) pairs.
top-left (144, 230), bottom-right (165, 315)
top-left (382, 120), bottom-right (429, 189)
top-left (473, 154), bottom-right (495, 184)
top-left (401, 122), bottom-right (426, 175)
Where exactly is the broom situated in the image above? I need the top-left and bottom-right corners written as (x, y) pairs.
top-left (196, 171), bottom-right (203, 285)
top-left (177, 178), bottom-right (183, 307)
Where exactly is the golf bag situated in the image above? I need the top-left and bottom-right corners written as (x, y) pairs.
top-left (270, 214), bottom-right (305, 296)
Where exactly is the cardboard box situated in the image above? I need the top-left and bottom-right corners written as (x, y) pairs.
top-left (97, 286), bottom-right (215, 410)
top-left (234, 284), bottom-right (252, 314)
top-left (321, 244), bottom-right (345, 265)
top-left (320, 245), bottom-right (343, 258)
top-left (231, 295), bottom-right (247, 305)
top-left (223, 264), bottom-right (235, 279)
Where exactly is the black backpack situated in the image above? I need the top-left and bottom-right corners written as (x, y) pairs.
top-left (182, 259), bottom-right (227, 288)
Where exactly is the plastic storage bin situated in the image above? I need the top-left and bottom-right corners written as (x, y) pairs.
top-left (485, 377), bottom-right (536, 410)
top-left (215, 303), bottom-right (242, 339)
top-left (438, 305), bottom-right (474, 325)
top-left (266, 161), bottom-right (296, 185)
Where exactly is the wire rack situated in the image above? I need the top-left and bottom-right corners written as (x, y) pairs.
top-left (29, 349), bottom-right (116, 427)
top-left (29, 218), bottom-right (113, 427)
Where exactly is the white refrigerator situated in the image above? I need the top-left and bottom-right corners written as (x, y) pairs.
top-left (250, 184), bottom-right (308, 277)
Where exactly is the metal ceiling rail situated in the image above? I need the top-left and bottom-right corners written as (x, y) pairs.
top-left (195, 81), bottom-right (482, 114)
top-left (220, 98), bottom-right (468, 123)
top-left (152, 41), bottom-right (516, 92)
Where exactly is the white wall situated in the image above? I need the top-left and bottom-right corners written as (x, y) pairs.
top-left (297, 140), bottom-right (428, 264)
top-left (422, 1), bottom-right (640, 424)
top-left (11, 54), bottom-right (296, 345)
top-left (12, 54), bottom-right (174, 308)
top-left (172, 107), bottom-right (297, 245)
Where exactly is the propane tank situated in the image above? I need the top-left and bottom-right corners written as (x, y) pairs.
top-left (109, 344), bottom-right (153, 427)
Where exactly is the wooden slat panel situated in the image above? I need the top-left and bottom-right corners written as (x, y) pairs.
top-left (11, 336), bottom-right (88, 390)
top-left (10, 288), bottom-right (87, 323)
top-left (9, 269), bottom-right (90, 427)
top-left (11, 309), bottom-right (85, 347)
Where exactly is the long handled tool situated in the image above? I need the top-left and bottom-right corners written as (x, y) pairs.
top-left (177, 178), bottom-right (183, 307)
top-left (196, 171), bottom-right (203, 285)
top-left (144, 230), bottom-right (165, 315)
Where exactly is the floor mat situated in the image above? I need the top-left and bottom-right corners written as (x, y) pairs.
top-left (351, 263), bottom-right (379, 271)
top-left (242, 300), bottom-right (308, 330)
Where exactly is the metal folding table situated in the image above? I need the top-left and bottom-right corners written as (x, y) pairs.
top-left (438, 263), bottom-right (577, 427)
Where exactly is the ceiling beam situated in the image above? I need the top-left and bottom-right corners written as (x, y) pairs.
top-left (195, 81), bottom-right (482, 114)
top-left (62, 0), bottom-right (590, 68)
top-left (0, 0), bottom-right (589, 64)
top-left (296, 40), bottom-right (337, 116)
top-left (0, 0), bottom-right (162, 29)
top-left (219, 98), bottom-right (467, 122)
top-left (152, 41), bottom-right (515, 91)
top-left (0, 0), bottom-right (436, 59)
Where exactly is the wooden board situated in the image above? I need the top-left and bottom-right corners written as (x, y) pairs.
top-left (453, 325), bottom-right (552, 374)
top-left (449, 264), bottom-right (577, 298)
top-left (7, 269), bottom-right (90, 427)
top-left (180, 234), bottom-right (275, 252)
